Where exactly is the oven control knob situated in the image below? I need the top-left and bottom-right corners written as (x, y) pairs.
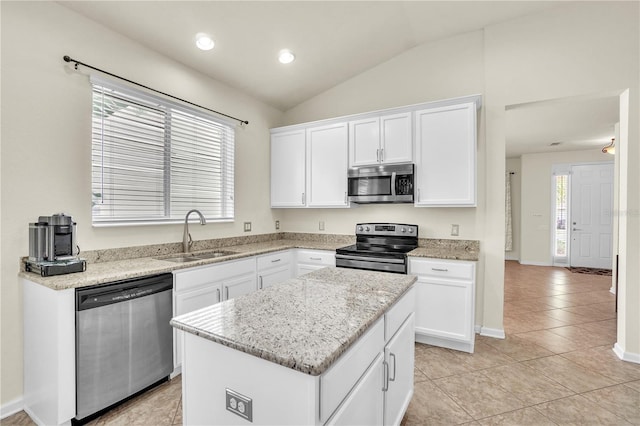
top-left (357, 226), bottom-right (363, 232)
top-left (364, 226), bottom-right (370, 232)
top-left (408, 228), bottom-right (414, 233)
top-left (400, 227), bottom-right (406, 233)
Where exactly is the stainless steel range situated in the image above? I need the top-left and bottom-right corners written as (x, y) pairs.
top-left (336, 223), bottom-right (418, 274)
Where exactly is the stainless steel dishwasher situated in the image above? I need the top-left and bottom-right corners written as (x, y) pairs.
top-left (75, 273), bottom-right (173, 422)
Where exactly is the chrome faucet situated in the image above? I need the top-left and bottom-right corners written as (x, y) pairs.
top-left (183, 209), bottom-right (207, 253)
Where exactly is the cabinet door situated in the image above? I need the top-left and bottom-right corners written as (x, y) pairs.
top-left (349, 117), bottom-right (380, 167)
top-left (307, 123), bottom-right (349, 207)
top-left (414, 276), bottom-right (474, 343)
top-left (174, 284), bottom-right (222, 368)
top-left (380, 112), bottom-right (412, 164)
top-left (271, 130), bottom-right (306, 207)
top-left (326, 353), bottom-right (384, 426)
top-left (258, 265), bottom-right (291, 290)
top-left (222, 273), bottom-right (256, 301)
top-left (414, 102), bottom-right (476, 206)
top-left (384, 314), bottom-right (415, 426)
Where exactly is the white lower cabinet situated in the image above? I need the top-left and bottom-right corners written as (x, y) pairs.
top-left (257, 250), bottom-right (292, 289)
top-left (409, 258), bottom-right (476, 353)
top-left (384, 314), bottom-right (415, 426)
top-left (326, 353), bottom-right (384, 426)
top-left (295, 249), bottom-right (336, 276)
top-left (174, 258), bottom-right (257, 369)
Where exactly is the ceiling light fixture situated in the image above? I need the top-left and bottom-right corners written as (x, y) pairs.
top-left (195, 33), bottom-right (214, 51)
top-left (602, 138), bottom-right (615, 155)
top-left (278, 49), bottom-right (295, 64)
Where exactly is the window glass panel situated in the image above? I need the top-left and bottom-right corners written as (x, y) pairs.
top-left (554, 174), bottom-right (568, 257)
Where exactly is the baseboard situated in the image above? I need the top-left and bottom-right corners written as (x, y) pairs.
top-left (480, 327), bottom-right (506, 339)
top-left (519, 260), bottom-right (553, 267)
top-left (1, 397), bottom-right (23, 420)
top-left (415, 333), bottom-right (474, 353)
top-left (613, 343), bottom-right (640, 364)
top-left (504, 254), bottom-right (519, 261)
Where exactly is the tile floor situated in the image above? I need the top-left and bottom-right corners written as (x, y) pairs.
top-left (4, 261), bottom-right (640, 425)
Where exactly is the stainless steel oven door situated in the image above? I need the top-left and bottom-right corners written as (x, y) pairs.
top-left (335, 253), bottom-right (407, 274)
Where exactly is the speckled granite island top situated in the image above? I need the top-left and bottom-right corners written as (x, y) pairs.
top-left (170, 267), bottom-right (416, 376)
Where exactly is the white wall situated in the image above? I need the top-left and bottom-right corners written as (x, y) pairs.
top-left (0, 2), bottom-right (282, 407)
top-left (505, 158), bottom-right (521, 261)
top-left (519, 149), bottom-right (612, 266)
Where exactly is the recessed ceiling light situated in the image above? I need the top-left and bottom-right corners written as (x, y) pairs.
top-left (195, 33), bottom-right (214, 51)
top-left (278, 49), bottom-right (295, 64)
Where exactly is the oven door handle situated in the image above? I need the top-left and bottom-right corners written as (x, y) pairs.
top-left (335, 254), bottom-right (405, 264)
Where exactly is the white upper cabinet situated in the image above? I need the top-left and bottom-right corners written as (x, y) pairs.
top-left (349, 112), bottom-right (412, 167)
top-left (414, 102), bottom-right (478, 207)
top-left (271, 123), bottom-right (348, 209)
top-left (271, 129), bottom-right (306, 207)
top-left (307, 123), bottom-right (349, 207)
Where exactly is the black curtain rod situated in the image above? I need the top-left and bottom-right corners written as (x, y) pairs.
top-left (63, 55), bottom-right (249, 125)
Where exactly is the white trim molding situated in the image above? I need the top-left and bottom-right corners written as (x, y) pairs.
top-left (0, 397), bottom-right (23, 420)
top-left (480, 327), bottom-right (506, 339)
top-left (519, 260), bottom-right (553, 267)
top-left (613, 343), bottom-right (640, 364)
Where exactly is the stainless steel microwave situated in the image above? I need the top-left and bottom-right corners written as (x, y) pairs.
top-left (347, 164), bottom-right (414, 204)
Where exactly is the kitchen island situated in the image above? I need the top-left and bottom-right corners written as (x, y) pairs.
top-left (171, 267), bottom-right (416, 425)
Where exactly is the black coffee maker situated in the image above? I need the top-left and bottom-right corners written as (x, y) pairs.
top-left (27, 213), bottom-right (86, 276)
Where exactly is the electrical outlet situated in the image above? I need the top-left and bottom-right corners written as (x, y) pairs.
top-left (275, 220), bottom-right (280, 230)
top-left (226, 388), bottom-right (252, 422)
top-left (319, 221), bottom-right (325, 231)
top-left (451, 224), bottom-right (459, 236)
top-left (244, 222), bottom-right (252, 232)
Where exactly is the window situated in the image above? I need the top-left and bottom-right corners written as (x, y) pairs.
top-left (553, 174), bottom-right (568, 258)
top-left (91, 77), bottom-right (235, 225)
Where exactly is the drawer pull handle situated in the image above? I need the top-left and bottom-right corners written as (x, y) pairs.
top-left (271, 258), bottom-right (281, 263)
top-left (259, 276), bottom-right (263, 289)
top-left (432, 268), bottom-right (449, 272)
top-left (216, 288), bottom-right (221, 303)
top-left (225, 286), bottom-right (229, 300)
top-left (310, 257), bottom-right (322, 261)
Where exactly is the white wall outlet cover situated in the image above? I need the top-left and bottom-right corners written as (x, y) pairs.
top-left (451, 224), bottom-right (459, 236)
top-left (319, 221), bottom-right (325, 231)
top-left (275, 220), bottom-right (280, 230)
top-left (244, 222), bottom-right (252, 232)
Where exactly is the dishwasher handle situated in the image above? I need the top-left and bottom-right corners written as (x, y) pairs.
top-left (76, 273), bottom-right (173, 311)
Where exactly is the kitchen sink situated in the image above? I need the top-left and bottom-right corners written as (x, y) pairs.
top-left (156, 250), bottom-right (238, 263)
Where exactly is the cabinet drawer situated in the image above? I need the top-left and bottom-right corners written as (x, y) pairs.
top-left (385, 285), bottom-right (415, 342)
top-left (409, 258), bottom-right (474, 280)
top-left (320, 318), bottom-right (384, 423)
top-left (256, 250), bottom-right (291, 270)
top-left (296, 249), bottom-right (335, 266)
top-left (175, 258), bottom-right (255, 293)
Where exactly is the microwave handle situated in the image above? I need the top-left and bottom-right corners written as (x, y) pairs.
top-left (391, 172), bottom-right (397, 196)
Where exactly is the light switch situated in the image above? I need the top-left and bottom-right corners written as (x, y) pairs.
top-left (244, 222), bottom-right (252, 232)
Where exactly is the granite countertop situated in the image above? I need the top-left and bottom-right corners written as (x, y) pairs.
top-left (18, 233), bottom-right (478, 290)
top-left (170, 267), bottom-right (416, 376)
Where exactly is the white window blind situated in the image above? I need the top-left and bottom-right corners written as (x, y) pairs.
top-left (91, 77), bottom-right (235, 225)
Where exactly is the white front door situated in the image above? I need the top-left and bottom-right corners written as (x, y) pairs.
top-left (570, 163), bottom-right (614, 268)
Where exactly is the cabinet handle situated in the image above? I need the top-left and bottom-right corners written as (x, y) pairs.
top-left (310, 257), bottom-right (322, 261)
top-left (389, 353), bottom-right (397, 382)
top-left (225, 286), bottom-right (229, 300)
top-left (216, 288), bottom-right (221, 303)
top-left (376, 148), bottom-right (380, 163)
top-left (259, 276), bottom-right (263, 289)
top-left (302, 192), bottom-right (305, 205)
top-left (382, 360), bottom-right (389, 392)
top-left (431, 268), bottom-right (449, 272)
top-left (344, 191), bottom-right (347, 205)
top-left (417, 188), bottom-right (420, 201)
top-left (271, 258), bottom-right (281, 263)
top-left (380, 148), bottom-right (384, 163)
